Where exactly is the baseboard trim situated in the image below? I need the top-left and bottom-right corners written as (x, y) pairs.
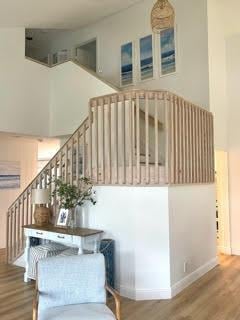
top-left (13, 253), bottom-right (25, 268)
top-left (118, 284), bottom-right (136, 300)
top-left (171, 257), bottom-right (219, 298)
top-left (135, 288), bottom-right (172, 300)
top-left (118, 284), bottom-right (172, 300)
top-left (117, 257), bottom-right (218, 301)
top-left (229, 247), bottom-right (240, 255)
top-left (218, 245), bottom-right (232, 255)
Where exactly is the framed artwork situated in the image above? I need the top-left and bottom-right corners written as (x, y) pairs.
top-left (0, 161), bottom-right (20, 189)
top-left (55, 208), bottom-right (70, 227)
top-left (139, 35), bottom-right (154, 81)
top-left (160, 27), bottom-right (176, 76)
top-left (121, 42), bottom-right (134, 86)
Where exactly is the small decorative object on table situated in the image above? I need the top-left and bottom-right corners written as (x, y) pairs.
top-left (52, 177), bottom-right (96, 229)
top-left (31, 188), bottom-right (51, 226)
top-left (55, 208), bottom-right (70, 227)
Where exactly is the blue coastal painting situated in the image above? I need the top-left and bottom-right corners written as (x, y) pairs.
top-left (0, 161), bottom-right (20, 189)
top-left (140, 35), bottom-right (153, 80)
top-left (160, 28), bottom-right (176, 75)
top-left (121, 42), bottom-right (133, 86)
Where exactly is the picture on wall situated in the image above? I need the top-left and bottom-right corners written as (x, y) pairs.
top-left (139, 35), bottom-right (153, 80)
top-left (121, 42), bottom-right (133, 86)
top-left (160, 27), bottom-right (176, 76)
top-left (0, 161), bottom-right (20, 189)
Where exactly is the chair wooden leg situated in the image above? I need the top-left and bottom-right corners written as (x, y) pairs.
top-left (106, 285), bottom-right (121, 320)
top-left (33, 280), bottom-right (39, 320)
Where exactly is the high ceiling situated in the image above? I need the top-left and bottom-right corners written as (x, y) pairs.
top-left (0, 0), bottom-right (143, 29)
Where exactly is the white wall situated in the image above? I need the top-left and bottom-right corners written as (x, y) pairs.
top-left (0, 136), bottom-right (38, 249)
top-left (37, 138), bottom-right (60, 172)
top-left (226, 35), bottom-right (240, 255)
top-left (215, 150), bottom-right (231, 254)
top-left (0, 28), bottom-right (50, 137)
top-left (89, 187), bottom-right (170, 299)
top-left (208, 2), bottom-right (240, 256)
top-left (89, 186), bottom-right (171, 300)
top-left (207, 0), bottom-right (228, 150)
top-left (86, 185), bottom-right (216, 300)
top-left (0, 28), bottom-right (116, 138)
top-left (49, 61), bottom-right (116, 136)
top-left (38, 139), bottom-right (60, 161)
top-left (169, 185), bottom-right (217, 295)
top-left (50, 0), bottom-right (210, 109)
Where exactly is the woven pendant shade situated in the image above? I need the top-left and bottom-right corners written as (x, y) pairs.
top-left (151, 0), bottom-right (175, 33)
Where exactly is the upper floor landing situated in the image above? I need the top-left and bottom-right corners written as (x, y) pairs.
top-left (0, 28), bottom-right (116, 138)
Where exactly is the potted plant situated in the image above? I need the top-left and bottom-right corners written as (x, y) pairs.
top-left (52, 177), bottom-right (96, 228)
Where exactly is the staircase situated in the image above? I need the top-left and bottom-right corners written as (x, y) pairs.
top-left (6, 89), bottom-right (215, 264)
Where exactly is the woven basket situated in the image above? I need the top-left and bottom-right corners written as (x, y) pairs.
top-left (151, 0), bottom-right (175, 33)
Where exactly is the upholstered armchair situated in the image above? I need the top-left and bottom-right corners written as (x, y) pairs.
top-left (33, 254), bottom-right (120, 320)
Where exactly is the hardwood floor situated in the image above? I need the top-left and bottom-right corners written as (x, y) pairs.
top-left (1, 255), bottom-right (240, 320)
top-left (0, 249), bottom-right (6, 263)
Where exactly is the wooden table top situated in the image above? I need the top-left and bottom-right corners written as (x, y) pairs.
top-left (23, 224), bottom-right (103, 237)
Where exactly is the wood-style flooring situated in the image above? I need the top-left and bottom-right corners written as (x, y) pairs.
top-left (0, 255), bottom-right (240, 320)
top-left (0, 249), bottom-right (6, 264)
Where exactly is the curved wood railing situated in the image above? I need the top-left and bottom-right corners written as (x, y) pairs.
top-left (6, 89), bottom-right (215, 263)
top-left (88, 90), bottom-right (214, 186)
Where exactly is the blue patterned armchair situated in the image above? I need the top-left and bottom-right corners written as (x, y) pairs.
top-left (33, 254), bottom-right (120, 320)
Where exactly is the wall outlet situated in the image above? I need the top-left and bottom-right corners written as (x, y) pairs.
top-left (183, 261), bottom-right (188, 273)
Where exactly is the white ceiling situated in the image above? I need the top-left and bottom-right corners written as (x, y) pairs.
top-left (0, 0), bottom-right (143, 29)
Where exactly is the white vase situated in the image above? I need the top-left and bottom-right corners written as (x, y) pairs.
top-left (77, 205), bottom-right (88, 228)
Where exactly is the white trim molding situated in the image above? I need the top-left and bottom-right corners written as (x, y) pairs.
top-left (171, 257), bottom-right (219, 298)
top-left (135, 288), bottom-right (172, 300)
top-left (218, 245), bottom-right (232, 255)
top-left (119, 284), bottom-right (172, 300)
top-left (118, 285), bottom-right (136, 300)
top-left (117, 257), bottom-right (218, 301)
top-left (230, 247), bottom-right (240, 255)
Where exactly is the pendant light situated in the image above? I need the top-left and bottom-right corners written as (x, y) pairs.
top-left (151, 0), bottom-right (175, 33)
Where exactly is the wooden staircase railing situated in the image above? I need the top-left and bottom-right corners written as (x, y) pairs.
top-left (6, 89), bottom-right (215, 264)
top-left (88, 90), bottom-right (215, 185)
top-left (6, 118), bottom-right (90, 263)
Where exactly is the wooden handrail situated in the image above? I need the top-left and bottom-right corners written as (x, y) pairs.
top-left (106, 285), bottom-right (121, 320)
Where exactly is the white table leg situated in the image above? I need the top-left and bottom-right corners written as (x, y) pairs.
top-left (78, 247), bottom-right (83, 255)
top-left (78, 237), bottom-right (83, 255)
top-left (24, 236), bottom-right (31, 283)
top-left (93, 238), bottom-right (98, 253)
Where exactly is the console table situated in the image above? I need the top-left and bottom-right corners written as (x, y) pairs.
top-left (23, 224), bottom-right (103, 282)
